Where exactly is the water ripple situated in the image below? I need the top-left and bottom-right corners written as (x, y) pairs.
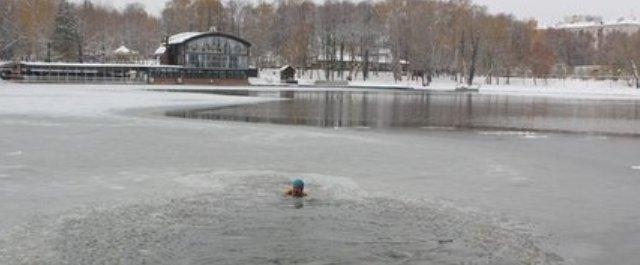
top-left (0, 173), bottom-right (563, 265)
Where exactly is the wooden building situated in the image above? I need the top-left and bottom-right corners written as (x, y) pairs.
top-left (0, 30), bottom-right (258, 85)
top-left (155, 31), bottom-right (256, 85)
top-left (279, 65), bottom-right (296, 83)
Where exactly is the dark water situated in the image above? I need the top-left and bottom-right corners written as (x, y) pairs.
top-left (165, 90), bottom-right (640, 136)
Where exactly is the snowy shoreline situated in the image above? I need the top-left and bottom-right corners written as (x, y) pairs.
top-left (5, 77), bottom-right (640, 105)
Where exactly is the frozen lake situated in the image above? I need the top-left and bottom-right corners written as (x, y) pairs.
top-left (1, 84), bottom-right (639, 264)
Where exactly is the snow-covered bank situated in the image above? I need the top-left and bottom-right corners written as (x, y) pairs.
top-left (253, 68), bottom-right (640, 99)
top-left (3, 72), bottom-right (640, 102)
top-left (478, 84), bottom-right (640, 100)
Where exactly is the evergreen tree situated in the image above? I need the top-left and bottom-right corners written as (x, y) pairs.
top-left (51, 0), bottom-right (81, 62)
top-left (0, 0), bottom-right (16, 60)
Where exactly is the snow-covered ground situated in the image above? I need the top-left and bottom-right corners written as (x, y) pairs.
top-left (0, 82), bottom-right (639, 264)
top-left (253, 68), bottom-right (640, 99)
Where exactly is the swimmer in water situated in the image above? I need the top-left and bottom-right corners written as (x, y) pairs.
top-left (285, 179), bottom-right (308, 198)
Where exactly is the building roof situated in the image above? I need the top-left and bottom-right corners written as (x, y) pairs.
top-left (279, 65), bottom-right (295, 71)
top-left (168, 32), bottom-right (203, 45)
top-left (154, 46), bottom-right (166, 56)
top-left (166, 31), bottom-right (252, 47)
top-left (114, 45), bottom-right (137, 55)
top-left (555, 21), bottom-right (602, 29)
top-left (554, 18), bottom-right (640, 30)
top-left (607, 18), bottom-right (640, 26)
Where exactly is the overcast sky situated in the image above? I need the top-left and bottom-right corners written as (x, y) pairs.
top-left (80, 0), bottom-right (640, 25)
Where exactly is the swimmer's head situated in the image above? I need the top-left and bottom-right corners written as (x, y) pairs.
top-left (292, 179), bottom-right (304, 190)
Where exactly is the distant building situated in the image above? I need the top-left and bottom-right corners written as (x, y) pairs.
top-left (153, 30), bottom-right (257, 85)
top-left (573, 65), bottom-right (611, 79)
top-left (601, 18), bottom-right (640, 35)
top-left (279, 65), bottom-right (296, 83)
top-left (111, 45), bottom-right (140, 64)
top-left (159, 31), bottom-right (250, 69)
top-left (550, 16), bottom-right (640, 50)
top-left (555, 19), bottom-right (640, 35)
top-left (314, 47), bottom-right (408, 72)
top-left (153, 45), bottom-right (166, 63)
top-left (0, 30), bottom-right (258, 85)
top-left (554, 21), bottom-right (603, 36)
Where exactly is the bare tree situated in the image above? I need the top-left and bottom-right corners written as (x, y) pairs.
top-left (632, 61), bottom-right (640, 88)
top-left (4, 0), bottom-right (639, 85)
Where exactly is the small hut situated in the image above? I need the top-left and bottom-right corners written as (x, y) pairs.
top-left (153, 45), bottom-right (167, 64)
top-left (112, 45), bottom-right (139, 64)
top-left (279, 65), bottom-right (296, 83)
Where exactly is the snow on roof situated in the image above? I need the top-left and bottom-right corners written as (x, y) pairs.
top-left (555, 21), bottom-right (602, 29)
top-left (154, 46), bottom-right (166, 56)
top-left (168, 32), bottom-right (203, 45)
top-left (554, 18), bottom-right (640, 29)
top-left (114, 45), bottom-right (137, 55)
top-left (165, 31), bottom-right (252, 47)
top-left (606, 18), bottom-right (640, 26)
top-left (279, 65), bottom-right (294, 71)
top-left (536, 25), bottom-right (550, 30)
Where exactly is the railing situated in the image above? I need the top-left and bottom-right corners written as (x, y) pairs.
top-left (16, 66), bottom-right (149, 84)
top-left (20, 74), bottom-right (147, 84)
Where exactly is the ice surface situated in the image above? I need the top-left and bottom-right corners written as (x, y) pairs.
top-left (0, 83), bottom-right (639, 264)
top-left (0, 83), bottom-right (274, 118)
top-left (0, 171), bottom-right (563, 265)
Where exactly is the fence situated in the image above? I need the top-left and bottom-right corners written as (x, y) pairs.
top-left (280, 68), bottom-right (640, 89)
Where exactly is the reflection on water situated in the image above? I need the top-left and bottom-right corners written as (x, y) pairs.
top-left (166, 90), bottom-right (640, 135)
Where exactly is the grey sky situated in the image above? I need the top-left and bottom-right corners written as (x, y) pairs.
top-left (79, 0), bottom-right (640, 25)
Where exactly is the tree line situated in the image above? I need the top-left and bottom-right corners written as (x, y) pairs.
top-left (0, 0), bottom-right (160, 63)
top-left (1, 0), bottom-right (639, 86)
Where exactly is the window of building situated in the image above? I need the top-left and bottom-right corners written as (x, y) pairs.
top-left (183, 36), bottom-right (250, 69)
